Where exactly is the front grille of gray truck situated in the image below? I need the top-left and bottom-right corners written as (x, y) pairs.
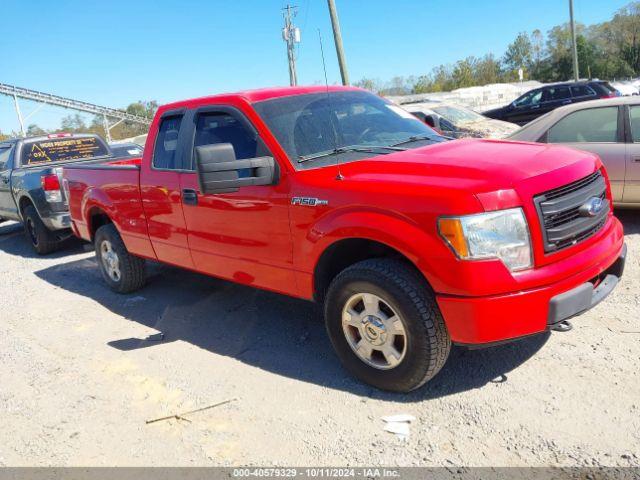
top-left (534, 170), bottom-right (609, 253)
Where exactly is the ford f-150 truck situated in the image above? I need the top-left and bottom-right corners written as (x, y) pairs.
top-left (63, 86), bottom-right (626, 392)
top-left (0, 133), bottom-right (113, 254)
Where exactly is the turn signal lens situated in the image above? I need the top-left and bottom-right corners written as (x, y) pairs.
top-left (438, 218), bottom-right (469, 258)
top-left (438, 208), bottom-right (533, 272)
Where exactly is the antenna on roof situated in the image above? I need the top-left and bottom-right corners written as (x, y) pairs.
top-left (318, 28), bottom-right (343, 181)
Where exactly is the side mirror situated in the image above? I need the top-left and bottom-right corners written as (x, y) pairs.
top-left (195, 143), bottom-right (276, 194)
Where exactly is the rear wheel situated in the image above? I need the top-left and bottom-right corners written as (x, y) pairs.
top-left (325, 258), bottom-right (451, 392)
top-left (22, 205), bottom-right (59, 255)
top-left (95, 224), bottom-right (146, 293)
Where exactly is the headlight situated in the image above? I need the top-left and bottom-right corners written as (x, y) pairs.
top-left (438, 208), bottom-right (532, 271)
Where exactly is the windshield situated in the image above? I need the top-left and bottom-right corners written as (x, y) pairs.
top-left (431, 105), bottom-right (485, 126)
top-left (21, 136), bottom-right (109, 166)
top-left (253, 91), bottom-right (441, 168)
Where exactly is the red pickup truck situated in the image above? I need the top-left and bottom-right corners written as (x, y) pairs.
top-left (63, 86), bottom-right (626, 392)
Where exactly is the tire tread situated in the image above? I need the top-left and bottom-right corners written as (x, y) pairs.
top-left (95, 224), bottom-right (146, 293)
top-left (325, 258), bottom-right (450, 392)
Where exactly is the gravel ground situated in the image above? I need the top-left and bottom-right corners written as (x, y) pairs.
top-left (0, 211), bottom-right (638, 467)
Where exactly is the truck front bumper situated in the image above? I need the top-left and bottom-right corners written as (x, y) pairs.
top-left (436, 240), bottom-right (627, 346)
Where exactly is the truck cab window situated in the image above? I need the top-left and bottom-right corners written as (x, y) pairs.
top-left (192, 112), bottom-right (267, 173)
top-left (194, 113), bottom-right (261, 155)
top-left (0, 145), bottom-right (12, 170)
top-left (153, 115), bottom-right (183, 169)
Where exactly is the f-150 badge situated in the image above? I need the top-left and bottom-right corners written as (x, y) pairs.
top-left (291, 197), bottom-right (329, 206)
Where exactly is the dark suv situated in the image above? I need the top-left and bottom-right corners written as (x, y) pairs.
top-left (483, 81), bottom-right (620, 126)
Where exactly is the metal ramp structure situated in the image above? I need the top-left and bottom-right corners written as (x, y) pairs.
top-left (0, 82), bottom-right (152, 142)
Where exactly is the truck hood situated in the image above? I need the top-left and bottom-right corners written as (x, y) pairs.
top-left (341, 138), bottom-right (598, 196)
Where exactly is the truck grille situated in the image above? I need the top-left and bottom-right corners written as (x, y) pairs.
top-left (534, 170), bottom-right (609, 253)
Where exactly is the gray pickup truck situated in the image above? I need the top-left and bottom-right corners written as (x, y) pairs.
top-left (0, 133), bottom-right (112, 254)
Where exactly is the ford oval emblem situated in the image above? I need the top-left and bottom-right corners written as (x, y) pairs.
top-left (579, 196), bottom-right (604, 217)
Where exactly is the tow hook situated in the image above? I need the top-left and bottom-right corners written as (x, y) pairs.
top-left (550, 320), bottom-right (573, 332)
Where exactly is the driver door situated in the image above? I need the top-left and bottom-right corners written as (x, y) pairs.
top-left (178, 106), bottom-right (296, 294)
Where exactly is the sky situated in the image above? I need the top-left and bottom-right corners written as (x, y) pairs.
top-left (0, 0), bottom-right (631, 134)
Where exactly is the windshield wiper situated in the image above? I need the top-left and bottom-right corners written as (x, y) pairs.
top-left (389, 135), bottom-right (436, 147)
top-left (298, 145), bottom-right (403, 163)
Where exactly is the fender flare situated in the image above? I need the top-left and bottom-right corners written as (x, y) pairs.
top-left (81, 187), bottom-right (120, 239)
top-left (303, 207), bottom-right (448, 291)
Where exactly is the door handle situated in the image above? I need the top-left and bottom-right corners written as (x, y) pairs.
top-left (182, 188), bottom-right (198, 205)
top-left (633, 156), bottom-right (640, 163)
top-left (1, 177), bottom-right (8, 184)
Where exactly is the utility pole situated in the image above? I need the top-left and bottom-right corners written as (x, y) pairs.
top-left (282, 5), bottom-right (300, 86)
top-left (327, 0), bottom-right (349, 85)
top-left (569, 0), bottom-right (579, 81)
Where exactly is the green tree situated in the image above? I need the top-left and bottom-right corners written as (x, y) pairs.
top-left (354, 77), bottom-right (382, 93)
top-left (530, 29), bottom-right (545, 78)
top-left (474, 54), bottom-right (503, 85)
top-left (503, 32), bottom-right (533, 80)
top-left (59, 114), bottom-right (89, 133)
top-left (26, 124), bottom-right (46, 136)
top-left (451, 57), bottom-right (477, 88)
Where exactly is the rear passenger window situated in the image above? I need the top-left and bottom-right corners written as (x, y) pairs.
top-left (543, 87), bottom-right (570, 101)
top-left (548, 107), bottom-right (619, 143)
top-left (0, 145), bottom-right (12, 170)
top-left (571, 85), bottom-right (595, 98)
top-left (153, 115), bottom-right (183, 169)
top-left (628, 106), bottom-right (640, 142)
top-left (192, 112), bottom-right (268, 172)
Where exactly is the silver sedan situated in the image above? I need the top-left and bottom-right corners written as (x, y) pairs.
top-left (508, 96), bottom-right (640, 207)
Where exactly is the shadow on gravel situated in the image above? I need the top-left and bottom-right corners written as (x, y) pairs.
top-left (34, 248), bottom-right (549, 402)
top-left (0, 221), bottom-right (86, 259)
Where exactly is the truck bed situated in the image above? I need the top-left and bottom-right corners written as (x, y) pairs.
top-left (63, 156), bottom-right (146, 244)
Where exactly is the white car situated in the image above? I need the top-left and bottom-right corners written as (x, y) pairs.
top-left (403, 101), bottom-right (519, 139)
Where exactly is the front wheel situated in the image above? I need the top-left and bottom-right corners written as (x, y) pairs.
top-left (325, 258), bottom-right (451, 392)
top-left (95, 224), bottom-right (146, 293)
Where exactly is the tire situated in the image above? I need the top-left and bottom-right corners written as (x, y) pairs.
top-left (94, 224), bottom-right (146, 293)
top-left (22, 205), bottom-right (60, 255)
top-left (324, 258), bottom-right (451, 392)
